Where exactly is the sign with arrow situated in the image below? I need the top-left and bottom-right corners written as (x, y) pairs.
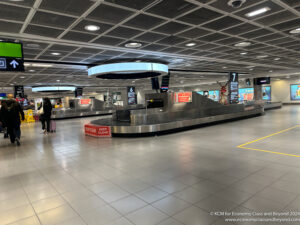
top-left (0, 41), bottom-right (24, 72)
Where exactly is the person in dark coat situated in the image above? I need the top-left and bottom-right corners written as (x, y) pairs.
top-left (0, 95), bottom-right (24, 145)
top-left (42, 98), bottom-right (52, 134)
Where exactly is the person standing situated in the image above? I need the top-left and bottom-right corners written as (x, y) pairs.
top-left (0, 94), bottom-right (24, 145)
top-left (41, 98), bottom-right (52, 134)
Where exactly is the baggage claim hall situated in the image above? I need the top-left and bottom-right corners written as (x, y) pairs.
top-left (0, 0), bottom-right (300, 224)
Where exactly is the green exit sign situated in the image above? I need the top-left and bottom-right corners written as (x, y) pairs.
top-left (0, 42), bottom-right (23, 58)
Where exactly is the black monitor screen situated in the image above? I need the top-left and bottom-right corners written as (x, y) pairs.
top-left (254, 77), bottom-right (270, 85)
top-left (151, 77), bottom-right (160, 90)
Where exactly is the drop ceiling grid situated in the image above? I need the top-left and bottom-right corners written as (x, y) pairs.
top-left (7, 0), bottom-right (296, 67)
top-left (0, 0), bottom-right (299, 87)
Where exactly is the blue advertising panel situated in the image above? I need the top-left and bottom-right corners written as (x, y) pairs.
top-left (262, 86), bottom-right (271, 101)
top-left (197, 91), bottom-right (219, 101)
top-left (239, 88), bottom-right (254, 102)
top-left (208, 90), bottom-right (219, 101)
top-left (291, 84), bottom-right (300, 100)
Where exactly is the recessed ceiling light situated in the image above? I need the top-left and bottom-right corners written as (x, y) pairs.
top-left (289, 28), bottom-right (300, 34)
top-left (84, 25), bottom-right (100, 31)
top-left (246, 7), bottom-right (271, 17)
top-left (20, 76), bottom-right (25, 79)
top-left (29, 69), bottom-right (35, 72)
top-left (257, 55), bottom-right (268, 59)
top-left (240, 52), bottom-right (248, 55)
top-left (234, 42), bottom-right (251, 47)
top-left (185, 42), bottom-right (196, 47)
top-left (249, 68), bottom-right (253, 71)
top-left (125, 42), bottom-right (142, 48)
top-left (56, 80), bottom-right (60, 82)
top-left (26, 43), bottom-right (40, 48)
top-left (269, 70), bottom-right (273, 72)
top-left (51, 52), bottom-right (61, 56)
top-left (223, 66), bottom-right (227, 69)
top-left (286, 76), bottom-right (290, 78)
top-left (32, 64), bottom-right (52, 67)
top-left (274, 58), bottom-right (280, 61)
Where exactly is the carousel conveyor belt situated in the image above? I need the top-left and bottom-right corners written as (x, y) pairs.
top-left (90, 107), bottom-right (264, 136)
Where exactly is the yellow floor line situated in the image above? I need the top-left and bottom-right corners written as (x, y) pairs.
top-left (237, 125), bottom-right (300, 147)
top-left (238, 146), bottom-right (300, 158)
top-left (237, 124), bottom-right (300, 158)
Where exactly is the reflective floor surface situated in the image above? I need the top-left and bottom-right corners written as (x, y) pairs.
top-left (0, 106), bottom-right (300, 225)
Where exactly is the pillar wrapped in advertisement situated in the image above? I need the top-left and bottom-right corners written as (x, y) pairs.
top-left (127, 86), bottom-right (137, 105)
top-left (228, 72), bottom-right (239, 104)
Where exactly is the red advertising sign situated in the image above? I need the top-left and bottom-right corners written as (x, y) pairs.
top-left (80, 99), bottom-right (91, 105)
top-left (84, 124), bottom-right (111, 137)
top-left (175, 92), bottom-right (192, 103)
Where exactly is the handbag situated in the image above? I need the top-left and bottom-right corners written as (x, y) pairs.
top-left (37, 107), bottom-right (44, 116)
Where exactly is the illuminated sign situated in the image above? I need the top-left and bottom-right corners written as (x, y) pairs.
top-left (80, 99), bottom-right (91, 105)
top-left (88, 62), bottom-right (168, 78)
top-left (239, 88), bottom-right (254, 102)
top-left (262, 86), bottom-right (271, 101)
top-left (32, 86), bottom-right (76, 92)
top-left (229, 72), bottom-right (239, 104)
top-left (291, 84), bottom-right (300, 101)
top-left (0, 42), bottom-right (24, 72)
top-left (175, 92), bottom-right (192, 103)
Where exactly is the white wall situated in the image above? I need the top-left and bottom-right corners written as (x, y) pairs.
top-left (271, 78), bottom-right (300, 104)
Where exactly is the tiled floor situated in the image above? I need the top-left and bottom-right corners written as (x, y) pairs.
top-left (0, 106), bottom-right (300, 225)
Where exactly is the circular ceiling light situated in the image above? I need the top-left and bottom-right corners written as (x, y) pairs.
top-left (289, 28), bottom-right (300, 34)
top-left (223, 66), bottom-right (227, 69)
top-left (29, 69), bottom-right (35, 72)
top-left (234, 42), bottom-right (251, 47)
top-left (85, 25), bottom-right (100, 31)
top-left (240, 52), bottom-right (248, 55)
top-left (26, 43), bottom-right (40, 48)
top-left (125, 42), bottom-right (142, 48)
top-left (51, 52), bottom-right (61, 56)
top-left (88, 62), bottom-right (168, 79)
top-left (269, 70), bottom-right (273, 72)
top-left (185, 42), bottom-right (196, 47)
top-left (257, 55), bottom-right (268, 59)
top-left (20, 76), bottom-right (25, 79)
top-left (56, 80), bottom-right (60, 82)
top-left (274, 58), bottom-right (280, 61)
top-left (32, 86), bottom-right (76, 92)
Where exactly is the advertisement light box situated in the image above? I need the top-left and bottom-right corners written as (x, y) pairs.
top-left (262, 86), bottom-right (271, 101)
top-left (239, 88), bottom-right (254, 102)
top-left (174, 92), bottom-right (192, 103)
top-left (291, 84), bottom-right (300, 101)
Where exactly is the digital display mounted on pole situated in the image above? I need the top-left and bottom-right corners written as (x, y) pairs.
top-left (75, 87), bottom-right (83, 97)
top-left (14, 85), bottom-right (24, 98)
top-left (160, 73), bottom-right (170, 93)
top-left (127, 86), bottom-right (137, 105)
top-left (0, 42), bottom-right (24, 72)
top-left (228, 72), bottom-right (239, 104)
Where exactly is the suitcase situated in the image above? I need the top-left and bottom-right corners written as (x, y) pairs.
top-left (50, 120), bottom-right (56, 133)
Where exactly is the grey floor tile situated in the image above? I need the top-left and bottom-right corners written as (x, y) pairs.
top-left (152, 195), bottom-right (190, 216)
top-left (126, 205), bottom-right (168, 225)
top-left (110, 195), bottom-right (147, 215)
top-left (173, 206), bottom-right (217, 225)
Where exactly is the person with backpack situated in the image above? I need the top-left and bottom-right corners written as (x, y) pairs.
top-left (41, 98), bottom-right (52, 134)
top-left (0, 94), bottom-right (24, 145)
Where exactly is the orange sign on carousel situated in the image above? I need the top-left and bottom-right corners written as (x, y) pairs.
top-left (84, 124), bottom-right (111, 137)
top-left (80, 99), bottom-right (91, 105)
top-left (174, 92), bottom-right (192, 103)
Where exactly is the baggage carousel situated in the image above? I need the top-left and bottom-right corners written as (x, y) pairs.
top-left (89, 92), bottom-right (264, 136)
